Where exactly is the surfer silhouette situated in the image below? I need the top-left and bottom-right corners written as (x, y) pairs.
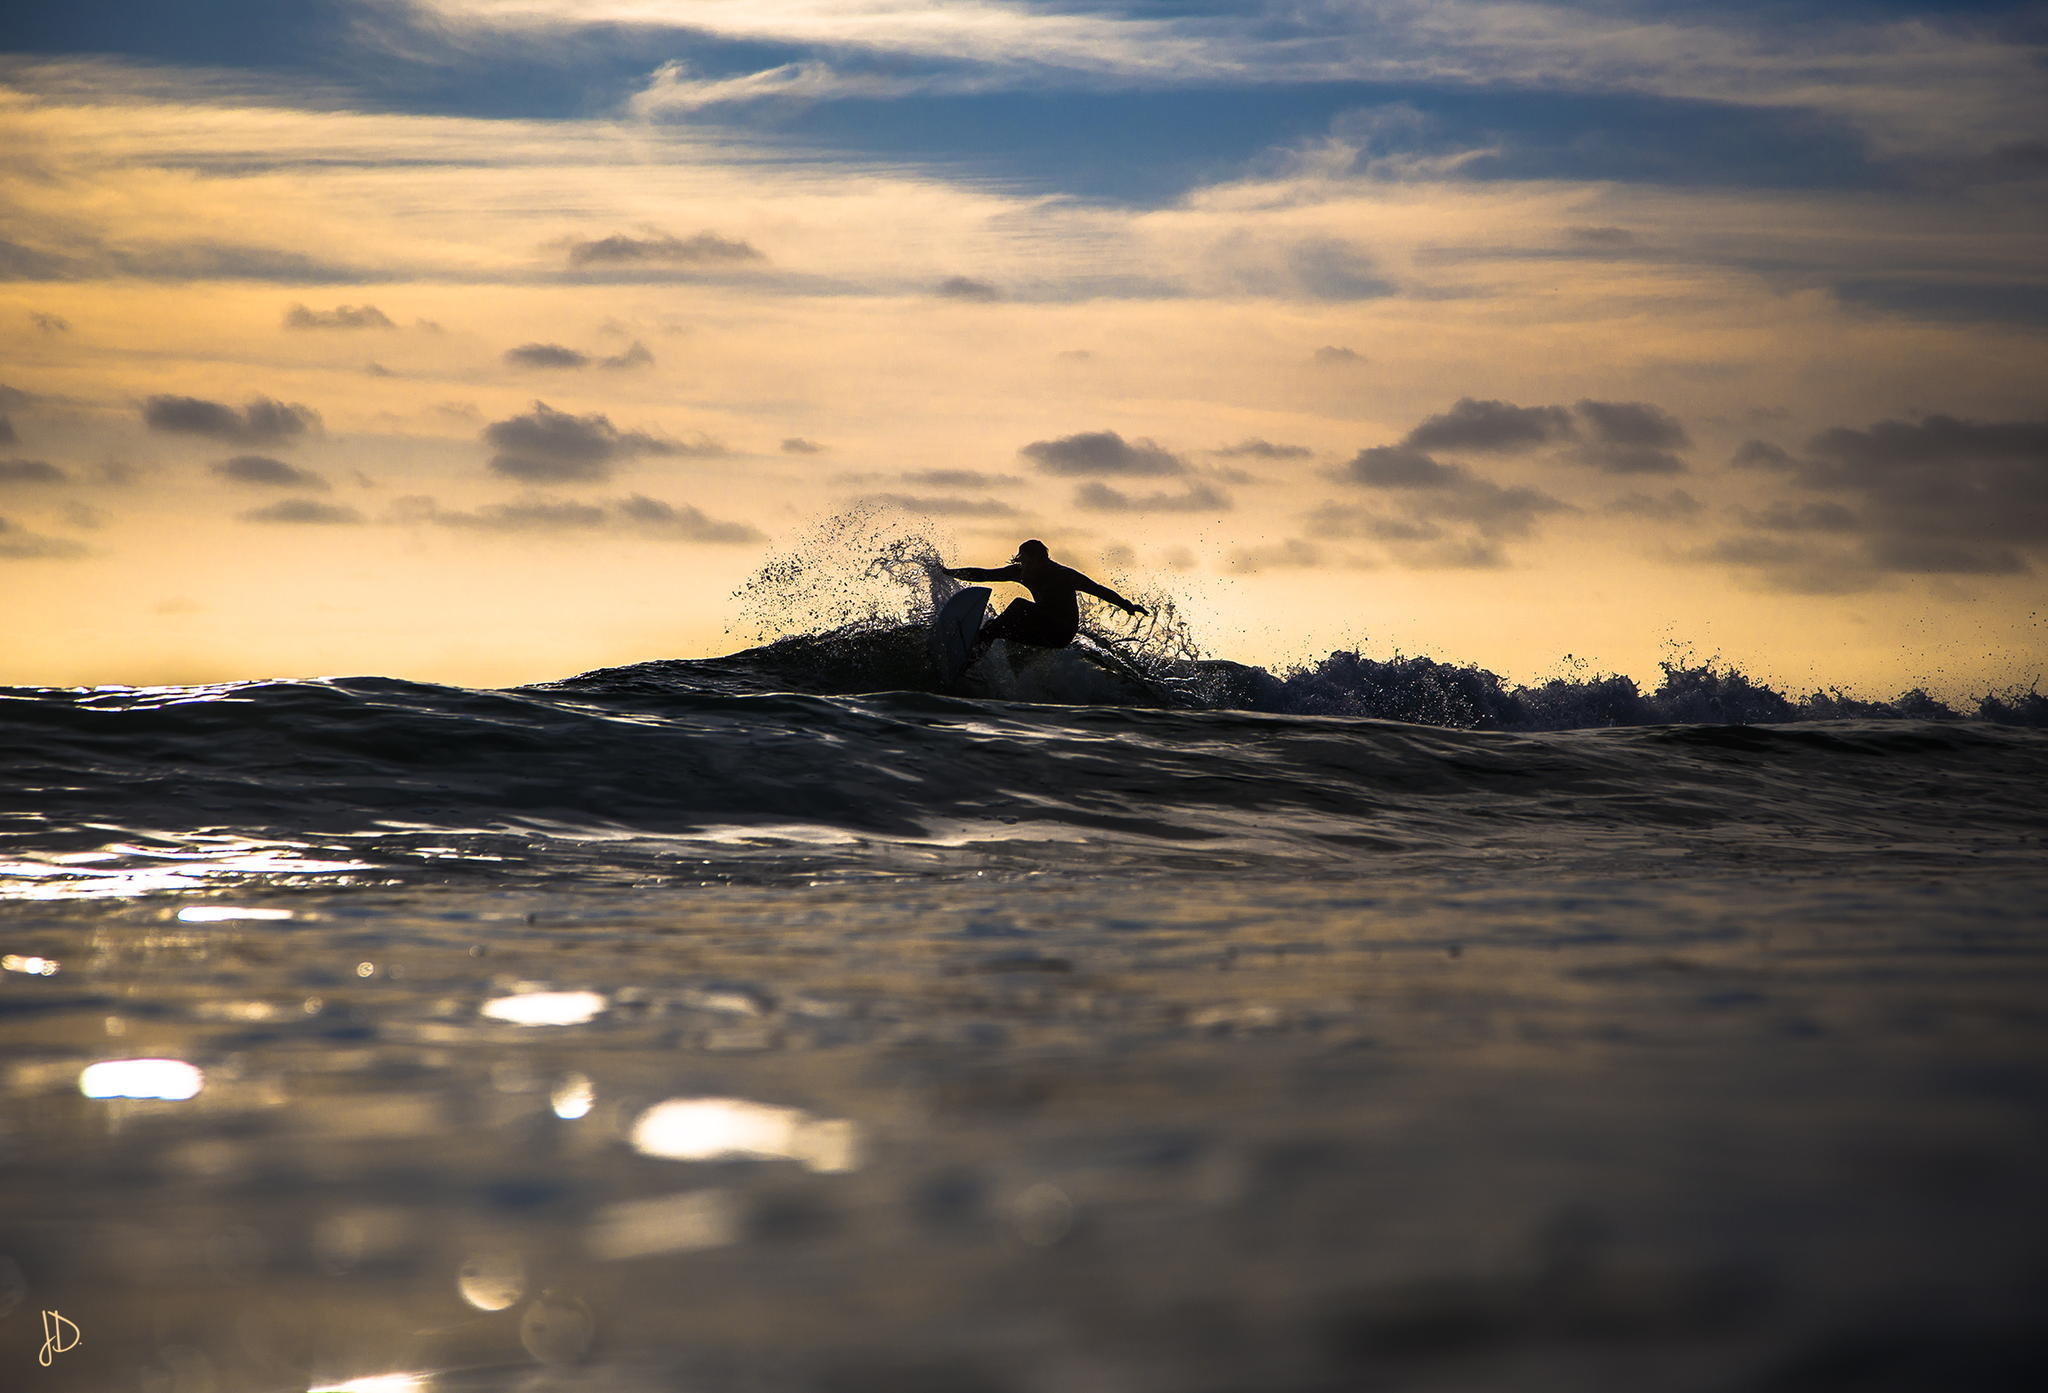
top-left (942, 539), bottom-right (1146, 652)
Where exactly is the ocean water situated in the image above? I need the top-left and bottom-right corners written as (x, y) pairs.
top-left (4, 614), bottom-right (2048, 1392)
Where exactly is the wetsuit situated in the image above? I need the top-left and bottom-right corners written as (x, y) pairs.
top-left (945, 562), bottom-right (1137, 649)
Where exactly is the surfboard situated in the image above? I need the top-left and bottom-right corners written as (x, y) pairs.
top-left (930, 586), bottom-right (990, 686)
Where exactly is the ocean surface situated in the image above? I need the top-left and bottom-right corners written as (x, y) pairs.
top-left (3, 611), bottom-right (2047, 1391)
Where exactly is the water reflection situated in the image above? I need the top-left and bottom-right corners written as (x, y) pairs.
top-left (307, 1375), bottom-right (430, 1393)
top-left (177, 905), bottom-right (294, 922)
top-left (629, 1096), bottom-right (860, 1173)
top-left (0, 953), bottom-right (59, 974)
top-left (457, 1249), bottom-right (526, 1312)
top-left (551, 1071), bottom-right (596, 1119)
top-left (79, 1058), bottom-right (204, 1100)
top-left (481, 990), bottom-right (608, 1026)
top-left (588, 1189), bottom-right (739, 1260)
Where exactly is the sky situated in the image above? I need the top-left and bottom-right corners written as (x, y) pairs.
top-left (1, 0), bottom-right (2044, 695)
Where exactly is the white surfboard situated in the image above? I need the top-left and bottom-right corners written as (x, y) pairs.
top-left (930, 586), bottom-right (990, 686)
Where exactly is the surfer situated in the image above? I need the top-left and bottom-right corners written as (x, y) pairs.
top-left (942, 539), bottom-right (1146, 652)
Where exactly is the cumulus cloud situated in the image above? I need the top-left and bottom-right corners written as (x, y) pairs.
top-left (601, 340), bottom-right (654, 370)
top-left (1342, 444), bottom-right (1463, 488)
top-left (1314, 346), bottom-right (1363, 364)
top-left (505, 342), bottom-right (591, 369)
top-left (0, 515), bottom-right (87, 560)
top-left (30, 312), bottom-right (69, 333)
top-left (0, 416), bottom-right (14, 446)
top-left (781, 437), bottom-right (825, 454)
top-left (1334, 442), bottom-right (1571, 546)
top-left (1075, 481), bottom-right (1231, 512)
top-left (562, 229), bottom-right (765, 268)
top-left (211, 455), bottom-right (328, 490)
top-left (1404, 398), bottom-right (1574, 453)
top-left (1214, 438), bottom-right (1311, 459)
top-left (1717, 414), bottom-right (2048, 584)
top-left (143, 394), bottom-right (320, 444)
top-left (935, 276), bottom-right (1001, 301)
top-left (1573, 398), bottom-right (1691, 473)
top-left (240, 498), bottom-right (363, 525)
top-left (0, 459), bottom-right (68, 484)
top-left (393, 493), bottom-right (761, 542)
top-left (1578, 399), bottom-right (1690, 449)
top-left (1398, 396), bottom-right (1692, 472)
top-left (480, 401), bottom-right (690, 483)
top-left (1021, 429), bottom-right (1184, 477)
top-left (284, 303), bottom-right (394, 329)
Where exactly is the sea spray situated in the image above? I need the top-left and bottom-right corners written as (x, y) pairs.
top-left (713, 509), bottom-right (2047, 726)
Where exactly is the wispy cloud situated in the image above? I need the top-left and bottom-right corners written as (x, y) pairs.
top-left (408, 1), bottom-right (2048, 158)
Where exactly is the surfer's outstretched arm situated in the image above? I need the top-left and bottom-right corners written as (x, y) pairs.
top-left (1075, 572), bottom-right (1148, 616)
top-left (943, 564), bottom-right (1021, 582)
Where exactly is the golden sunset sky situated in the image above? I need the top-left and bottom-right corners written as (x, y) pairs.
top-left (3, 1), bottom-right (2043, 696)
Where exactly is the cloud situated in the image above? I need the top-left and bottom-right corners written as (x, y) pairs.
top-left (626, 58), bottom-right (976, 116)
top-left (30, 312), bottom-right (69, 333)
top-left (240, 499), bottom-right (363, 525)
top-left (1334, 444), bottom-right (1571, 542)
top-left (1734, 500), bottom-right (1860, 532)
top-left (505, 342), bottom-right (591, 369)
top-left (211, 455), bottom-right (328, 490)
top-left (1403, 398), bottom-right (1574, 453)
top-left (1731, 439), bottom-right (1795, 469)
top-left (1606, 489), bottom-right (1703, 521)
top-left (1572, 398), bottom-right (1691, 473)
top-left (1577, 400), bottom-right (1690, 451)
top-left (1722, 415), bottom-right (2048, 579)
top-left (935, 276), bottom-right (1001, 301)
top-left (1313, 346), bottom-right (1363, 364)
top-left (615, 495), bottom-right (765, 542)
top-left (1214, 438), bottom-right (1311, 459)
top-left (284, 303), bottom-right (395, 330)
top-left (1341, 444), bottom-right (1464, 489)
top-left (862, 492), bottom-right (1018, 517)
top-left (0, 416), bottom-right (13, 446)
top-left (1684, 536), bottom-right (1873, 595)
top-left (561, 229), bottom-right (765, 268)
top-left (1564, 225), bottom-right (1638, 249)
top-left (1214, 237), bottom-right (1392, 302)
top-left (1306, 507), bottom-right (1441, 543)
top-left (1074, 481), bottom-right (1231, 513)
top-left (601, 341), bottom-right (654, 370)
top-left (0, 385), bottom-right (37, 410)
top-left (1864, 537), bottom-right (2027, 574)
top-left (1021, 430), bottom-right (1184, 477)
top-left (480, 401), bottom-right (687, 483)
top-left (394, 493), bottom-right (761, 542)
top-left (0, 515), bottom-right (87, 560)
top-left (1398, 396), bottom-right (1692, 472)
top-left (901, 469), bottom-right (1010, 488)
top-left (781, 437), bottom-right (825, 455)
top-left (0, 459), bottom-right (68, 485)
top-left (143, 394), bottom-right (320, 444)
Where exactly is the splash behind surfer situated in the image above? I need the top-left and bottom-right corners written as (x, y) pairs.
top-left (942, 539), bottom-right (1146, 651)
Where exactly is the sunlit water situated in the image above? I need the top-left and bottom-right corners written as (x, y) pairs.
top-left (3, 655), bottom-right (2046, 1390)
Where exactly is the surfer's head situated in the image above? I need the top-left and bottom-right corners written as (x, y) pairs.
top-left (1013, 539), bottom-right (1050, 564)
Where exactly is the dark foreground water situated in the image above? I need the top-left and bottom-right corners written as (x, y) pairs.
top-left (3, 646), bottom-right (2047, 1391)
